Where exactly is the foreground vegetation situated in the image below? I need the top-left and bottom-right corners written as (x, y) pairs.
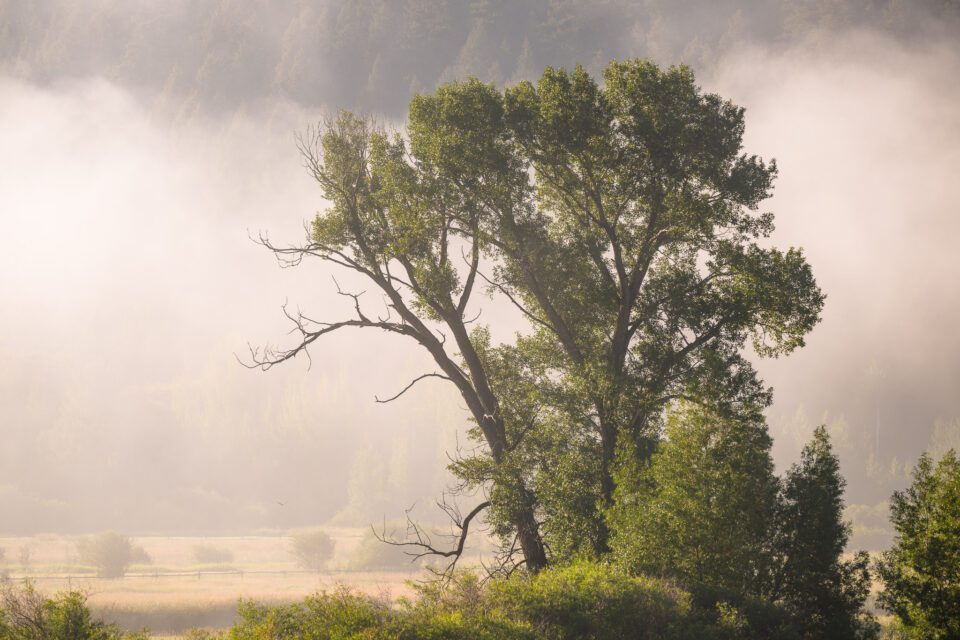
top-left (0, 564), bottom-right (854, 640)
top-left (0, 449), bottom-right (955, 638)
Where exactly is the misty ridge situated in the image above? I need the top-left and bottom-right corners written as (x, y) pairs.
top-left (2, 0), bottom-right (959, 118)
top-left (1, 0), bottom-right (959, 551)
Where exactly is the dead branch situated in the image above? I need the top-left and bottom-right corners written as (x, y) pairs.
top-left (374, 372), bottom-right (452, 403)
top-left (373, 498), bottom-right (491, 579)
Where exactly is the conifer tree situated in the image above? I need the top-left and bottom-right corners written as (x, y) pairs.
top-left (876, 450), bottom-right (960, 639)
top-left (773, 426), bottom-right (877, 639)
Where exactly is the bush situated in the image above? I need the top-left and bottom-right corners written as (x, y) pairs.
top-left (76, 533), bottom-right (145, 578)
top-left (485, 563), bottom-right (690, 639)
top-left (218, 562), bottom-right (803, 640)
top-left (347, 527), bottom-right (420, 572)
top-left (0, 564), bottom-right (808, 640)
top-left (0, 582), bottom-right (145, 639)
top-left (289, 529), bottom-right (335, 573)
top-left (192, 544), bottom-right (234, 565)
top-left (226, 588), bottom-right (394, 639)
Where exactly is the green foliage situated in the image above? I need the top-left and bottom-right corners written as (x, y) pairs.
top-left (215, 563), bottom-right (804, 639)
top-left (0, 582), bottom-right (145, 640)
top-left (484, 562), bottom-right (693, 639)
top-left (610, 402), bottom-right (779, 596)
top-left (227, 589), bottom-right (393, 640)
top-left (12, 563), bottom-right (891, 639)
top-left (76, 533), bottom-right (143, 579)
top-left (774, 426), bottom-right (878, 639)
top-left (875, 450), bottom-right (960, 639)
top-left (288, 529), bottom-right (335, 573)
top-left (401, 57), bottom-right (823, 564)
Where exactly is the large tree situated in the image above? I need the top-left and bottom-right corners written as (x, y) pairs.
top-left (421, 61), bottom-right (823, 558)
top-left (250, 59), bottom-right (823, 572)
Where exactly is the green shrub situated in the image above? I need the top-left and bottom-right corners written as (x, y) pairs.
top-left (289, 529), bottom-right (335, 573)
top-left (226, 588), bottom-right (393, 640)
top-left (218, 563), bottom-right (809, 639)
top-left (77, 533), bottom-right (140, 578)
top-left (687, 584), bottom-right (801, 640)
top-left (0, 582), bottom-right (146, 640)
top-left (486, 562), bottom-right (690, 639)
top-left (3, 563), bottom-right (808, 640)
top-left (249, 562), bottom-right (803, 640)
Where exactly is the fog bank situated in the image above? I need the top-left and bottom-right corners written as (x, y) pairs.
top-left (1, 16), bottom-right (958, 534)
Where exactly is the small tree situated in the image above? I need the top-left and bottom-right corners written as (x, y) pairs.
top-left (0, 582), bottom-right (133, 639)
top-left (289, 529), bottom-right (335, 573)
top-left (610, 402), bottom-right (779, 595)
top-left (773, 426), bottom-right (877, 639)
top-left (876, 450), bottom-right (960, 639)
top-left (77, 533), bottom-right (136, 579)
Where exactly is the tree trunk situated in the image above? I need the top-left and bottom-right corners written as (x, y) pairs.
top-left (515, 485), bottom-right (548, 572)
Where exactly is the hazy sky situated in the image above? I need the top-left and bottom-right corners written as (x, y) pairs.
top-left (1, 6), bottom-right (958, 533)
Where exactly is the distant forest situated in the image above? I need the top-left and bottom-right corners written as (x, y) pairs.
top-left (2, 0), bottom-right (958, 118)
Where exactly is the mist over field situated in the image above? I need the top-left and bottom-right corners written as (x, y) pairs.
top-left (1, 0), bottom-right (958, 542)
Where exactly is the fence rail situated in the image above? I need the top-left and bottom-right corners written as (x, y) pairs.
top-left (4, 567), bottom-right (402, 583)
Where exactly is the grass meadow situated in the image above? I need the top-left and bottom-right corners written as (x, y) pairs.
top-left (0, 530), bottom-right (422, 637)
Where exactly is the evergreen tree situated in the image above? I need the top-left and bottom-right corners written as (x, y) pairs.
top-left (610, 402), bottom-right (779, 595)
top-left (876, 450), bottom-right (960, 639)
top-left (773, 426), bottom-right (878, 639)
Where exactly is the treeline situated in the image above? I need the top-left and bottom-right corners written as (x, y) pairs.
top-left (1, 0), bottom-right (958, 117)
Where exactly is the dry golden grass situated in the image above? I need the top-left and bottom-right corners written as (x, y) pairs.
top-left (0, 531), bottom-right (421, 637)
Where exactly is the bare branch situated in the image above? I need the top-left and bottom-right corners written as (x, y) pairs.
top-left (239, 301), bottom-right (414, 371)
top-left (373, 498), bottom-right (491, 580)
top-left (375, 372), bottom-right (452, 403)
